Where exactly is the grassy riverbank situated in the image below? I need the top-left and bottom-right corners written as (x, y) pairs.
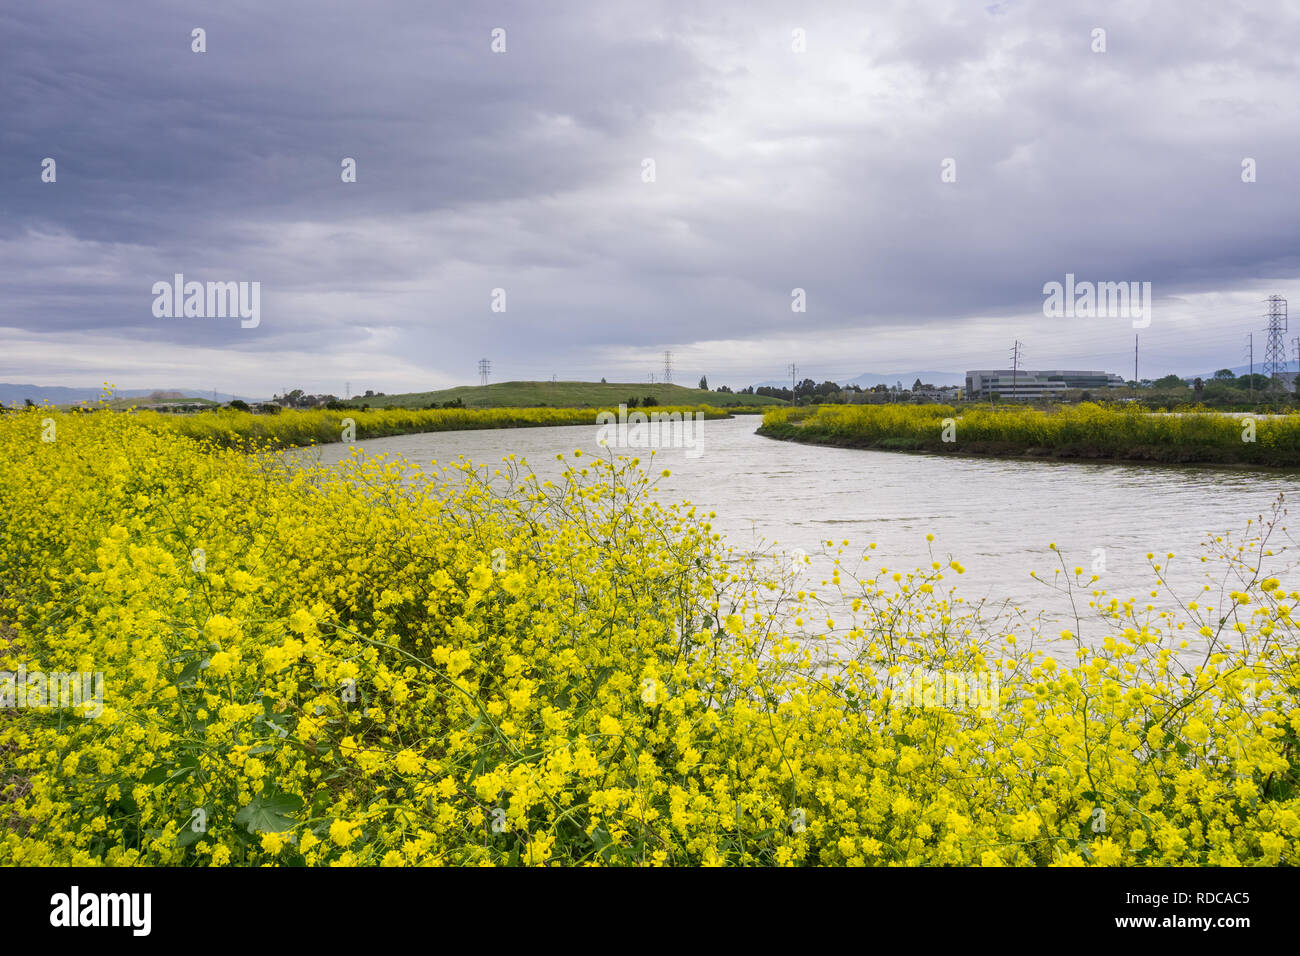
top-left (759, 403), bottom-right (1300, 467)
top-left (134, 404), bottom-right (730, 450)
top-left (341, 380), bottom-right (783, 410)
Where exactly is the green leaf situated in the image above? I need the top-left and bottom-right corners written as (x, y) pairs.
top-left (175, 828), bottom-right (206, 848)
top-left (140, 765), bottom-right (170, 785)
top-left (176, 657), bottom-right (202, 684)
top-left (465, 751), bottom-right (488, 789)
top-left (234, 791), bottom-right (304, 835)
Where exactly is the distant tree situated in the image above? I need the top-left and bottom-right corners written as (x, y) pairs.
top-left (24, 399), bottom-right (35, 408)
top-left (698, 375), bottom-right (708, 390)
top-left (441, 398), bottom-right (465, 408)
top-left (913, 378), bottom-right (924, 391)
top-left (642, 396), bottom-right (659, 407)
top-left (1153, 374), bottom-right (1185, 389)
top-left (364, 389), bottom-right (375, 397)
top-left (626, 397), bottom-right (640, 408)
top-left (1193, 377), bottom-right (1204, 397)
top-left (1213, 369), bottom-right (1235, 381)
top-left (600, 377), bottom-right (606, 383)
top-left (715, 384), bottom-right (733, 393)
top-left (228, 399), bottom-right (250, 412)
top-left (324, 400), bottom-right (347, 410)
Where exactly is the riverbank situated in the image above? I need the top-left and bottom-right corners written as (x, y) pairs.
top-left (339, 379), bottom-right (785, 410)
top-left (758, 403), bottom-right (1300, 467)
top-left (133, 403), bottom-right (732, 449)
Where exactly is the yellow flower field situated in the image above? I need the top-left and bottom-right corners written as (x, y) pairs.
top-left (146, 404), bottom-right (729, 449)
top-left (0, 408), bottom-right (1297, 866)
top-left (760, 403), bottom-right (1300, 465)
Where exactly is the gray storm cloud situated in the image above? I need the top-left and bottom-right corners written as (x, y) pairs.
top-left (2, 0), bottom-right (1299, 393)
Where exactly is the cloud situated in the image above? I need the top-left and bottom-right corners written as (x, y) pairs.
top-left (3, 0), bottom-right (1300, 392)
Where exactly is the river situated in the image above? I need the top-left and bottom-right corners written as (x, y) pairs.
top-left (302, 415), bottom-right (1297, 650)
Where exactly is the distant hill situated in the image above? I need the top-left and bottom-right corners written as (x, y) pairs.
top-left (342, 381), bottom-right (786, 409)
top-left (842, 370), bottom-right (966, 388)
top-left (1194, 364), bottom-right (1295, 380)
top-left (0, 384), bottom-right (253, 407)
top-left (755, 370), bottom-right (965, 389)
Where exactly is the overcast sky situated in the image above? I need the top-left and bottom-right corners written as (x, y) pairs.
top-left (4, 0), bottom-right (1300, 396)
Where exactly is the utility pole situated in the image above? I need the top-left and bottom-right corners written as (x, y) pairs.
top-left (788, 363), bottom-right (798, 402)
top-left (478, 358), bottom-right (491, 387)
top-left (1244, 334), bottom-right (1254, 404)
top-left (345, 381), bottom-right (350, 400)
top-left (1010, 340), bottom-right (1023, 402)
top-left (1133, 335), bottom-right (1139, 401)
top-left (662, 350), bottom-right (673, 385)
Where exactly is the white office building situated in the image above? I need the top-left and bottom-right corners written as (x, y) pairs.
top-left (965, 369), bottom-right (1126, 400)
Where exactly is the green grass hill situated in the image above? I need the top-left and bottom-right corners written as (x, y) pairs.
top-left (342, 381), bottom-right (784, 409)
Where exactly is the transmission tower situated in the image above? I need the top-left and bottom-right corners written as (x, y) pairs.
top-left (478, 358), bottom-right (491, 386)
top-left (662, 350), bottom-right (673, 384)
top-left (788, 363), bottom-right (798, 399)
top-left (1263, 295), bottom-right (1289, 392)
